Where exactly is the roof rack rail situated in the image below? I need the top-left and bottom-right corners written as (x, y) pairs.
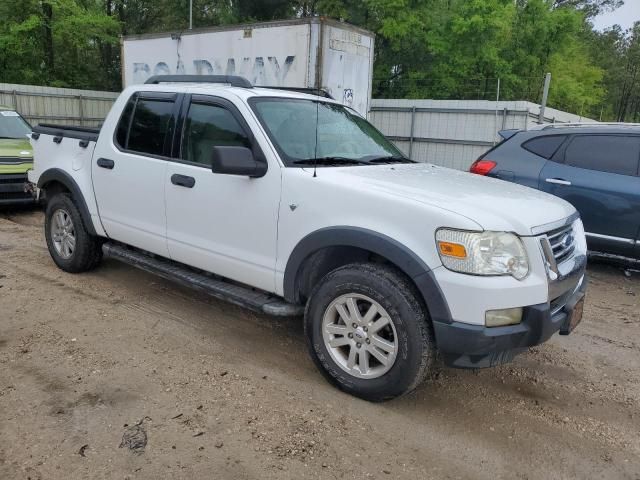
top-left (541, 122), bottom-right (640, 130)
top-left (257, 86), bottom-right (334, 99)
top-left (144, 75), bottom-right (253, 88)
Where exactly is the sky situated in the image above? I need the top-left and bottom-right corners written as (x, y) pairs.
top-left (593, 1), bottom-right (640, 31)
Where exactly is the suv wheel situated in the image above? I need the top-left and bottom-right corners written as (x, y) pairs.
top-left (305, 263), bottom-right (435, 401)
top-left (45, 194), bottom-right (102, 273)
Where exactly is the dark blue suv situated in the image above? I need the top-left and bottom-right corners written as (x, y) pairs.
top-left (470, 124), bottom-right (640, 261)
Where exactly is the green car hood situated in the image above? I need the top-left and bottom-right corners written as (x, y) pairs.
top-left (0, 137), bottom-right (33, 174)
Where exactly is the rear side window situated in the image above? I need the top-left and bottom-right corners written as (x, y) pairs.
top-left (522, 135), bottom-right (566, 159)
top-left (127, 99), bottom-right (175, 156)
top-left (115, 95), bottom-right (175, 157)
top-left (564, 135), bottom-right (640, 176)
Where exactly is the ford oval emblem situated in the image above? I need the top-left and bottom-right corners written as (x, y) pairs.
top-left (560, 233), bottom-right (573, 249)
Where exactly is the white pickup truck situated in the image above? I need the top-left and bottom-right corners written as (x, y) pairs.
top-left (28, 75), bottom-right (587, 401)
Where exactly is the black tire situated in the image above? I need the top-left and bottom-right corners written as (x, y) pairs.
top-left (304, 263), bottom-right (435, 402)
top-left (44, 193), bottom-right (102, 273)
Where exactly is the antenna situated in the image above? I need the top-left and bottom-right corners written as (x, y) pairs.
top-left (313, 86), bottom-right (320, 178)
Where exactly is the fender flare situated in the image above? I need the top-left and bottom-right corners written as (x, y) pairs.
top-left (37, 168), bottom-right (97, 236)
top-left (283, 226), bottom-right (452, 324)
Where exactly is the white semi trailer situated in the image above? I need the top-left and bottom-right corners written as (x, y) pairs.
top-left (121, 18), bottom-right (375, 115)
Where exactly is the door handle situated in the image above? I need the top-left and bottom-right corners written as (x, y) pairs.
top-left (171, 174), bottom-right (196, 188)
top-left (545, 178), bottom-right (572, 186)
top-left (97, 158), bottom-right (115, 170)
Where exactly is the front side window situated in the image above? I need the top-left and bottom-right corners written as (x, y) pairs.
top-left (117, 96), bottom-right (174, 156)
top-left (249, 98), bottom-right (405, 166)
top-left (564, 135), bottom-right (640, 176)
top-left (0, 111), bottom-right (31, 139)
top-left (181, 102), bottom-right (251, 166)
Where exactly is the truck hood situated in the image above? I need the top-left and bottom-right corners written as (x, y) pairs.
top-left (0, 138), bottom-right (33, 174)
top-left (320, 163), bottom-right (576, 236)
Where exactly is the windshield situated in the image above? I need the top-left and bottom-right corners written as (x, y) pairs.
top-left (0, 111), bottom-right (31, 139)
top-left (249, 98), bottom-right (406, 167)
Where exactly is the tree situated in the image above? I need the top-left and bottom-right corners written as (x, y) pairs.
top-left (614, 24), bottom-right (640, 120)
top-left (0, 0), bottom-right (120, 89)
top-left (548, 42), bottom-right (605, 116)
top-left (0, 0), bottom-right (626, 119)
top-left (553, 0), bottom-right (623, 17)
top-left (586, 22), bottom-right (640, 120)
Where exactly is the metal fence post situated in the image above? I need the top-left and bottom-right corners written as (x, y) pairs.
top-left (11, 90), bottom-right (18, 111)
top-left (539, 73), bottom-right (551, 123)
top-left (408, 105), bottom-right (416, 160)
top-left (493, 78), bottom-right (501, 145)
top-left (501, 108), bottom-right (508, 130)
top-left (78, 95), bottom-right (85, 126)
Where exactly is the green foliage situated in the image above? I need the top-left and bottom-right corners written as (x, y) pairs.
top-left (548, 42), bottom-right (605, 115)
top-left (553, 0), bottom-right (623, 18)
top-left (587, 23), bottom-right (640, 121)
top-left (0, 0), bottom-right (120, 89)
top-left (0, 0), bottom-right (635, 118)
top-left (504, 0), bottom-right (583, 101)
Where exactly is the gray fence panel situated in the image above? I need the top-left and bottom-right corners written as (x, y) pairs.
top-left (0, 85), bottom-right (595, 170)
top-left (0, 83), bottom-right (119, 128)
top-left (369, 99), bottom-right (595, 170)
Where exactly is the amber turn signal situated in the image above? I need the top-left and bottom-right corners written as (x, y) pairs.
top-left (438, 241), bottom-right (467, 259)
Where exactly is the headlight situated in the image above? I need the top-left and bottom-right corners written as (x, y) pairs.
top-left (572, 218), bottom-right (587, 253)
top-left (436, 229), bottom-right (529, 280)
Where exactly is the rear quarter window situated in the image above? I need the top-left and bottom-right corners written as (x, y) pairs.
top-left (522, 135), bottom-right (567, 159)
top-left (115, 96), bottom-right (136, 148)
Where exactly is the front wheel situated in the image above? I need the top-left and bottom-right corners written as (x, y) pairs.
top-left (44, 193), bottom-right (102, 273)
top-left (305, 263), bottom-right (435, 402)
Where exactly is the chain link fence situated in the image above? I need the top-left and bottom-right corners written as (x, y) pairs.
top-left (372, 76), bottom-right (549, 104)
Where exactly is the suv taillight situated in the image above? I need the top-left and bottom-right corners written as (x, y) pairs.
top-left (469, 159), bottom-right (497, 176)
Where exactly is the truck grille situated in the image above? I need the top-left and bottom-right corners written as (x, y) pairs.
top-left (0, 173), bottom-right (31, 202)
top-left (545, 223), bottom-right (576, 264)
top-left (0, 173), bottom-right (27, 184)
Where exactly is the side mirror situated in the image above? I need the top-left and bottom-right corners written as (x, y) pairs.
top-left (211, 146), bottom-right (267, 178)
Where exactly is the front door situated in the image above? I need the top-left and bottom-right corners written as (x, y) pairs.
top-left (92, 92), bottom-right (179, 257)
top-left (164, 95), bottom-right (281, 293)
top-left (538, 134), bottom-right (640, 257)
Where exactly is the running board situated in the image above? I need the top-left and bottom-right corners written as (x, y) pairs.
top-left (102, 243), bottom-right (304, 317)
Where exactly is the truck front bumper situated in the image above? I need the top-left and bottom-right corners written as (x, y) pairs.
top-left (0, 173), bottom-right (36, 205)
top-left (433, 274), bottom-right (587, 368)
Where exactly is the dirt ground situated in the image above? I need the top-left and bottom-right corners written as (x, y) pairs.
top-left (1, 207), bottom-right (639, 480)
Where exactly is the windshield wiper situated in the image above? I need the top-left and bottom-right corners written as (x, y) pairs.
top-left (0, 136), bottom-right (21, 140)
top-left (293, 157), bottom-right (369, 166)
top-left (365, 155), bottom-right (416, 164)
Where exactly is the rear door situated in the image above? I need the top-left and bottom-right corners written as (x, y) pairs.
top-left (92, 91), bottom-right (179, 257)
top-left (538, 134), bottom-right (640, 257)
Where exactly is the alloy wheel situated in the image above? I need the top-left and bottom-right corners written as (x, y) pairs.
top-left (321, 293), bottom-right (398, 379)
top-left (51, 208), bottom-right (76, 260)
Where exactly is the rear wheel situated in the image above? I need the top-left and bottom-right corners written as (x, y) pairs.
top-left (305, 263), bottom-right (435, 401)
top-left (44, 193), bottom-right (102, 273)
